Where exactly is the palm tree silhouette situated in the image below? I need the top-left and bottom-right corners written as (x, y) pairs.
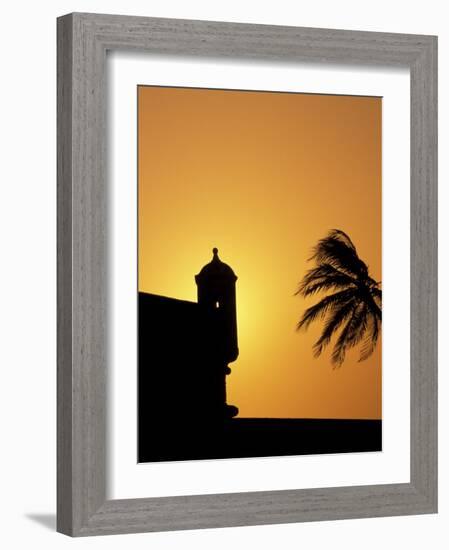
top-left (296, 229), bottom-right (381, 367)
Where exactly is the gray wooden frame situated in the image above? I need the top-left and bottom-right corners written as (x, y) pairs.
top-left (57, 12), bottom-right (438, 537)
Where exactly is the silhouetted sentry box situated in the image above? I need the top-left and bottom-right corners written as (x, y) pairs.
top-left (195, 247), bottom-right (239, 363)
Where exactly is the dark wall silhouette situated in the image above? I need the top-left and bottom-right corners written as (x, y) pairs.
top-left (139, 293), bottom-right (226, 420)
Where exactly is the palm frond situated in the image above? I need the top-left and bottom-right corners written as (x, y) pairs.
top-left (328, 229), bottom-right (357, 251)
top-left (312, 298), bottom-right (358, 357)
top-left (331, 302), bottom-right (369, 366)
top-left (296, 263), bottom-right (358, 297)
top-left (310, 229), bottom-right (368, 279)
top-left (358, 314), bottom-right (381, 362)
top-left (370, 286), bottom-right (382, 305)
top-left (366, 290), bottom-right (382, 321)
top-left (296, 288), bottom-right (356, 331)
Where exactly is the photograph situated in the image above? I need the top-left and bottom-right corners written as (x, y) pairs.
top-left (137, 85), bottom-right (382, 463)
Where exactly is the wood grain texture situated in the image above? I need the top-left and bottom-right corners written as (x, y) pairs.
top-left (57, 13), bottom-right (74, 536)
top-left (57, 12), bottom-right (438, 536)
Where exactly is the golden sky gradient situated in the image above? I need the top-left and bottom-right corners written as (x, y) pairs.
top-left (138, 86), bottom-right (382, 420)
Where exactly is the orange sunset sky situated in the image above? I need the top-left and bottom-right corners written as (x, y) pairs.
top-left (138, 86), bottom-right (382, 420)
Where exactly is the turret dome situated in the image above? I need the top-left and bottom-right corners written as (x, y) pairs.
top-left (195, 248), bottom-right (237, 283)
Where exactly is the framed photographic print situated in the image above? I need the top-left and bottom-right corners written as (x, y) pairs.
top-left (57, 13), bottom-right (437, 536)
